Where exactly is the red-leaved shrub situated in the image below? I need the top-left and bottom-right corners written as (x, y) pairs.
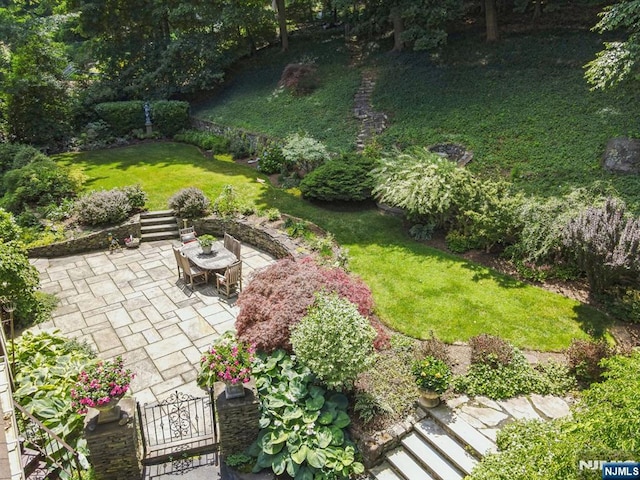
top-left (235, 257), bottom-right (377, 352)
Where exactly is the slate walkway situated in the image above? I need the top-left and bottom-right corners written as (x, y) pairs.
top-left (29, 240), bottom-right (276, 406)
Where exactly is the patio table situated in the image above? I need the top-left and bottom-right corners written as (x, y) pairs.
top-left (180, 240), bottom-right (237, 274)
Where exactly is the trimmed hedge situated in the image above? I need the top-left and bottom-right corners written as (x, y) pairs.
top-left (94, 100), bottom-right (190, 137)
top-left (299, 154), bottom-right (378, 202)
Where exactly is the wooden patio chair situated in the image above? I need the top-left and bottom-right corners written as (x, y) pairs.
top-left (231, 238), bottom-right (241, 261)
top-left (179, 226), bottom-right (197, 245)
top-left (172, 245), bottom-right (183, 278)
top-left (178, 252), bottom-right (208, 290)
top-left (223, 233), bottom-right (234, 251)
top-left (215, 261), bottom-right (242, 298)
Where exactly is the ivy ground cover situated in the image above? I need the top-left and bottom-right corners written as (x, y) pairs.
top-left (56, 143), bottom-right (610, 351)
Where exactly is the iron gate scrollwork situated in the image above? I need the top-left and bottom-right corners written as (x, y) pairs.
top-left (137, 390), bottom-right (218, 466)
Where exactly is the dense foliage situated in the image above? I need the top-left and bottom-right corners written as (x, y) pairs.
top-left (74, 184), bottom-right (146, 226)
top-left (299, 154), bottom-right (377, 202)
top-left (168, 187), bottom-right (211, 219)
top-left (250, 350), bottom-right (365, 479)
top-left (454, 334), bottom-right (576, 399)
top-left (173, 130), bottom-right (230, 154)
top-left (290, 293), bottom-right (376, 391)
top-left (469, 352), bottom-right (640, 479)
top-left (562, 197), bottom-right (640, 294)
top-left (281, 133), bottom-right (330, 178)
top-left (12, 331), bottom-right (95, 473)
top-left (235, 257), bottom-right (375, 352)
top-left (565, 338), bottom-right (614, 387)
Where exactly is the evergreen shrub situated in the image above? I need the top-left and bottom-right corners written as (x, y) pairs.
top-left (299, 154), bottom-right (377, 202)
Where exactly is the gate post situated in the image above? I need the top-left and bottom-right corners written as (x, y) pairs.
top-left (214, 381), bottom-right (260, 455)
top-left (84, 397), bottom-right (141, 480)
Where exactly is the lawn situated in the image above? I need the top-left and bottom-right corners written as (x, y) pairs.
top-left (56, 142), bottom-right (611, 351)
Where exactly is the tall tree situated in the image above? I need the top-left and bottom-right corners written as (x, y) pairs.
top-left (585, 0), bottom-right (640, 90)
top-left (485, 0), bottom-right (498, 42)
top-left (274, 0), bottom-right (288, 51)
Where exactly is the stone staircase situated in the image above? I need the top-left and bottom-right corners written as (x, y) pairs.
top-left (140, 210), bottom-right (180, 242)
top-left (370, 405), bottom-right (497, 480)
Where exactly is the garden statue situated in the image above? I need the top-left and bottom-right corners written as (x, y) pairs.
top-left (144, 102), bottom-right (153, 134)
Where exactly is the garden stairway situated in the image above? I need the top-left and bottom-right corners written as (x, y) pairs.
top-left (140, 210), bottom-right (180, 242)
top-left (370, 404), bottom-right (497, 480)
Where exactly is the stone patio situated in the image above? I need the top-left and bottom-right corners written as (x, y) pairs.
top-left (29, 240), bottom-right (276, 406)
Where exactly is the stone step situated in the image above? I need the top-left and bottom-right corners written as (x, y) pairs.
top-left (141, 223), bottom-right (179, 234)
top-left (401, 432), bottom-right (464, 480)
top-left (140, 215), bottom-right (177, 226)
top-left (140, 209), bottom-right (174, 219)
top-left (141, 230), bottom-right (179, 241)
top-left (427, 405), bottom-right (497, 458)
top-left (369, 462), bottom-right (405, 480)
top-left (414, 418), bottom-right (478, 476)
top-left (386, 448), bottom-right (436, 480)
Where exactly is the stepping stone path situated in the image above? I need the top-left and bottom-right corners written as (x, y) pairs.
top-left (371, 394), bottom-right (572, 480)
top-left (353, 69), bottom-right (388, 152)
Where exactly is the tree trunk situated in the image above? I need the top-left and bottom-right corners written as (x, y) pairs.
top-left (532, 0), bottom-right (542, 23)
top-left (485, 0), bottom-right (499, 42)
top-left (275, 0), bottom-right (288, 52)
top-left (390, 7), bottom-right (404, 52)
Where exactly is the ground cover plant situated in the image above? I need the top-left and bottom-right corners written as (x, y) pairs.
top-left (192, 34), bottom-right (360, 153)
top-left (55, 142), bottom-right (611, 351)
top-left (468, 351), bottom-right (640, 479)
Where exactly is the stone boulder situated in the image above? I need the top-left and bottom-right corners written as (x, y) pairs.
top-left (602, 137), bottom-right (640, 174)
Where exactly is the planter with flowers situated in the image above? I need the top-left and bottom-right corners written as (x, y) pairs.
top-left (411, 356), bottom-right (451, 408)
top-left (71, 356), bottom-right (135, 427)
top-left (197, 331), bottom-right (256, 399)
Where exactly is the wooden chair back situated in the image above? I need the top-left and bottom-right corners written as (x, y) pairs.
top-left (223, 233), bottom-right (234, 251)
top-left (172, 245), bottom-right (183, 276)
top-left (231, 238), bottom-right (241, 260)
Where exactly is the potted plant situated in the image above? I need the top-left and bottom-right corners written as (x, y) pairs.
top-left (198, 234), bottom-right (216, 254)
top-left (197, 332), bottom-right (256, 399)
top-left (71, 356), bottom-right (135, 425)
top-left (411, 356), bottom-right (451, 408)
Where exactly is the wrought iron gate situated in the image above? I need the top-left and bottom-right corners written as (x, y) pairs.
top-left (137, 390), bottom-right (218, 466)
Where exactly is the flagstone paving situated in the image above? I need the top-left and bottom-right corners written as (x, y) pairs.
top-left (29, 240), bottom-right (276, 406)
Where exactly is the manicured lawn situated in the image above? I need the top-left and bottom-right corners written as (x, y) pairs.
top-left (56, 142), bottom-right (611, 351)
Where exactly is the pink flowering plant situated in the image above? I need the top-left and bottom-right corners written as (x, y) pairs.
top-left (197, 332), bottom-right (256, 388)
top-left (71, 356), bottom-right (134, 414)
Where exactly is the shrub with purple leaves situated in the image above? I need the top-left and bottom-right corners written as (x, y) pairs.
top-left (562, 197), bottom-right (640, 294)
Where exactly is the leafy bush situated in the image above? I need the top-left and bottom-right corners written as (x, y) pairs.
top-left (409, 223), bottom-right (435, 241)
top-left (174, 129), bottom-right (230, 153)
top-left (0, 143), bottom-right (24, 174)
top-left (281, 133), bottom-right (330, 177)
top-left (416, 331), bottom-right (451, 365)
top-left (75, 188), bottom-right (131, 226)
top-left (469, 352), bottom-right (640, 479)
top-left (120, 184), bottom-right (147, 210)
top-left (250, 350), bottom-right (365, 479)
top-left (508, 188), bottom-right (597, 266)
top-left (235, 257), bottom-right (375, 352)
top-left (213, 184), bottom-right (243, 218)
top-left (12, 145), bottom-right (48, 169)
top-left (469, 333), bottom-right (514, 367)
top-left (12, 331), bottom-right (94, 474)
top-left (562, 197), bottom-right (640, 294)
top-left (265, 208), bottom-right (281, 221)
top-left (0, 241), bottom-right (44, 328)
top-left (354, 348), bottom-right (419, 427)
top-left (150, 100), bottom-right (190, 137)
top-left (602, 286), bottom-right (640, 323)
top-left (76, 120), bottom-right (115, 151)
top-left (454, 347), bottom-right (576, 399)
top-left (228, 133), bottom-right (255, 160)
top-left (1, 158), bottom-right (85, 213)
top-left (95, 100), bottom-right (189, 137)
top-left (258, 143), bottom-right (286, 175)
top-left (291, 293), bottom-right (376, 391)
top-left (299, 154), bottom-right (377, 202)
top-left (445, 230), bottom-right (476, 253)
top-left (565, 338), bottom-right (614, 387)
top-left (0, 208), bottom-right (22, 242)
top-left (168, 187), bottom-right (211, 219)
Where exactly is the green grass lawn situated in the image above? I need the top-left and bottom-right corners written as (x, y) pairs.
top-left (56, 142), bottom-right (611, 351)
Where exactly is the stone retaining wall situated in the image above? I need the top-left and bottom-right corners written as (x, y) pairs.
top-left (27, 217), bottom-right (141, 258)
top-left (214, 381), bottom-right (261, 455)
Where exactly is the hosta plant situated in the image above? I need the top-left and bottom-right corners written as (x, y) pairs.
top-left (250, 350), bottom-right (365, 479)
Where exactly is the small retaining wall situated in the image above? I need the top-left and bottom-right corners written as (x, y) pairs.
top-left (27, 216), bottom-right (141, 258)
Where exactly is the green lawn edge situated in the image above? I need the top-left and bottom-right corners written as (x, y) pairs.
top-left (56, 142), bottom-right (611, 351)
